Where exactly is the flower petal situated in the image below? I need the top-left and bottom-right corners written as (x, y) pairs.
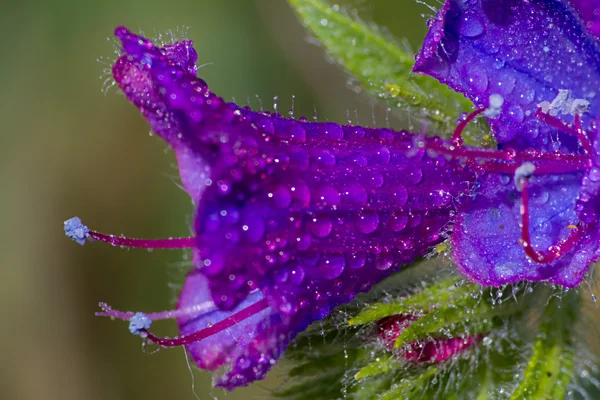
top-left (112, 28), bottom-right (210, 203)
top-left (414, 0), bottom-right (600, 150)
top-left (177, 267), bottom-right (270, 371)
top-left (452, 173), bottom-right (599, 287)
top-left (113, 27), bottom-right (477, 388)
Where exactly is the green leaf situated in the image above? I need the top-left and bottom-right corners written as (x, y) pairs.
top-left (349, 276), bottom-right (479, 326)
top-left (510, 290), bottom-right (580, 400)
top-left (378, 366), bottom-right (439, 400)
top-left (287, 0), bottom-right (475, 137)
top-left (355, 355), bottom-right (399, 380)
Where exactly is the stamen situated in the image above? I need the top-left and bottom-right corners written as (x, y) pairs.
top-left (96, 301), bottom-right (218, 321)
top-left (519, 178), bottom-right (586, 264)
top-left (452, 108), bottom-right (485, 146)
top-left (534, 109), bottom-right (593, 156)
top-left (141, 298), bottom-right (270, 347)
top-left (514, 162), bottom-right (536, 192)
top-left (63, 216), bottom-right (195, 249)
top-left (480, 160), bottom-right (586, 175)
top-left (426, 139), bottom-right (589, 166)
top-left (483, 94), bottom-right (504, 119)
top-left (452, 94), bottom-right (503, 146)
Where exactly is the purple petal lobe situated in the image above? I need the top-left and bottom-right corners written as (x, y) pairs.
top-left (177, 267), bottom-right (271, 372)
top-left (577, 126), bottom-right (600, 222)
top-left (414, 0), bottom-right (600, 150)
top-left (452, 173), bottom-right (599, 287)
top-left (570, 0), bottom-right (600, 37)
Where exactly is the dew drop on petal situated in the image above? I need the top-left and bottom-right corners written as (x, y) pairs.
top-left (290, 266), bottom-right (305, 285)
top-left (319, 253), bottom-right (346, 279)
top-left (271, 185), bottom-right (292, 208)
top-left (312, 149), bottom-right (336, 168)
top-left (375, 252), bottom-right (393, 270)
top-left (369, 173), bottom-right (384, 188)
top-left (460, 13), bottom-right (485, 37)
top-left (391, 184), bottom-right (408, 207)
top-left (313, 185), bottom-right (341, 206)
top-left (589, 167), bottom-right (600, 182)
top-left (356, 211), bottom-right (380, 234)
top-left (348, 252), bottom-right (367, 269)
top-left (389, 214), bottom-right (408, 232)
top-left (310, 216), bottom-right (333, 238)
top-left (508, 104), bottom-right (524, 123)
top-left (342, 182), bottom-right (368, 205)
top-left (467, 65), bottom-right (488, 92)
top-left (296, 233), bottom-right (312, 251)
top-left (407, 168), bottom-right (423, 185)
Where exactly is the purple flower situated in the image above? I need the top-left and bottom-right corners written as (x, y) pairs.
top-left (64, 0), bottom-right (600, 389)
top-left (413, 0), bottom-right (600, 287)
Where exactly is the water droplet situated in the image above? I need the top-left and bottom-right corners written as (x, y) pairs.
top-left (255, 117), bottom-right (274, 135)
top-left (589, 167), bottom-right (600, 182)
top-left (342, 183), bottom-right (368, 205)
top-left (376, 146), bottom-right (391, 164)
top-left (389, 214), bottom-right (408, 232)
top-left (275, 268), bottom-right (289, 283)
top-left (533, 190), bottom-right (549, 205)
top-left (319, 253), bottom-right (345, 279)
top-left (408, 213), bottom-right (422, 228)
top-left (407, 168), bottom-right (423, 184)
top-left (271, 185), bottom-right (292, 208)
top-left (460, 13), bottom-right (485, 37)
top-left (351, 153), bottom-right (368, 167)
top-left (313, 185), bottom-right (340, 206)
top-left (519, 88), bottom-right (535, 105)
top-left (296, 233), bottom-right (312, 251)
top-left (310, 216), bottom-right (333, 238)
top-left (312, 149), bottom-right (336, 168)
top-left (290, 266), bottom-right (305, 285)
top-left (288, 123), bottom-right (306, 142)
top-left (356, 211), bottom-right (380, 234)
top-left (319, 123), bottom-right (344, 141)
top-left (467, 64), bottom-right (488, 92)
top-left (202, 251), bottom-right (226, 276)
top-left (375, 252), bottom-right (393, 270)
top-left (508, 104), bottom-right (524, 122)
top-left (345, 126), bottom-right (365, 138)
top-left (290, 179), bottom-right (310, 207)
top-left (241, 212), bottom-right (265, 243)
top-left (369, 173), bottom-right (384, 188)
top-left (289, 148), bottom-right (309, 170)
top-left (496, 74), bottom-right (516, 95)
top-left (348, 252), bottom-right (367, 269)
top-left (391, 184), bottom-right (408, 207)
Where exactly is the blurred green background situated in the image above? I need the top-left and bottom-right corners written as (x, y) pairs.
top-left (1, 1), bottom-right (434, 399)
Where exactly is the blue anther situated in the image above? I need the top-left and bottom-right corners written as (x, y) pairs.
top-left (129, 312), bottom-right (152, 338)
top-left (64, 217), bottom-right (89, 246)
